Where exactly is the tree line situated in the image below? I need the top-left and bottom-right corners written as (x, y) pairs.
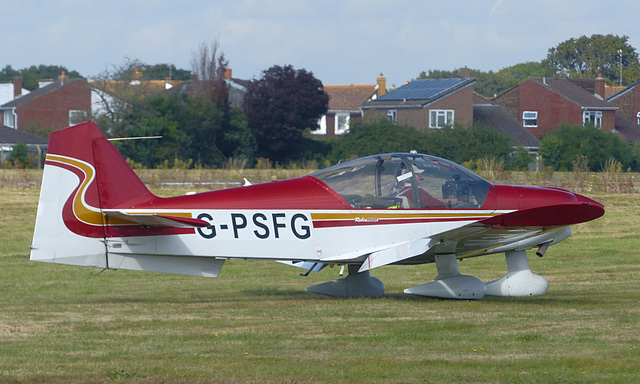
top-left (4, 34), bottom-right (640, 172)
top-left (420, 34), bottom-right (640, 97)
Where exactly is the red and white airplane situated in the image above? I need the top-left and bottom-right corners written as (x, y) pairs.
top-left (31, 121), bottom-right (604, 299)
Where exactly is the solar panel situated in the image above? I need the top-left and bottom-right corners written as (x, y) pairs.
top-left (377, 78), bottom-right (467, 101)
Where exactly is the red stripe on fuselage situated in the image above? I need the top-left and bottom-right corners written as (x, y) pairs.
top-left (312, 216), bottom-right (487, 228)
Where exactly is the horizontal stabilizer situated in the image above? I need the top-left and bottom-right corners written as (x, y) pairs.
top-left (358, 238), bottom-right (431, 273)
top-left (108, 254), bottom-right (225, 277)
top-left (104, 211), bottom-right (211, 228)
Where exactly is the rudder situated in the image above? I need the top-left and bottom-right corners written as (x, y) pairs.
top-left (30, 121), bottom-right (155, 267)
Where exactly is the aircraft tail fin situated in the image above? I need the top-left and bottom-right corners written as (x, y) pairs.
top-left (30, 121), bottom-right (156, 268)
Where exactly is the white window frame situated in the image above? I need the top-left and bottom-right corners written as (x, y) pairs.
top-left (583, 110), bottom-right (602, 128)
top-left (387, 109), bottom-right (397, 123)
top-left (312, 115), bottom-right (327, 135)
top-left (429, 109), bottom-right (454, 129)
top-left (3, 109), bottom-right (16, 128)
top-left (636, 111), bottom-right (640, 125)
top-left (69, 110), bottom-right (87, 126)
top-left (335, 113), bottom-right (350, 135)
top-left (522, 111), bottom-right (538, 128)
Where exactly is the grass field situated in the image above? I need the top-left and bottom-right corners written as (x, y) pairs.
top-left (0, 184), bottom-right (638, 383)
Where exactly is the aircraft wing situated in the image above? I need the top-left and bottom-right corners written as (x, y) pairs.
top-left (358, 239), bottom-right (432, 272)
top-left (103, 210), bottom-right (211, 228)
top-left (352, 213), bottom-right (574, 273)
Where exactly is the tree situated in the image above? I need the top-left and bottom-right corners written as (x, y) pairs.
top-left (330, 119), bottom-right (425, 161)
top-left (92, 58), bottom-right (193, 138)
top-left (6, 141), bottom-right (29, 168)
top-left (539, 124), bottom-right (634, 171)
top-left (218, 108), bottom-right (257, 161)
top-left (190, 41), bottom-right (230, 108)
top-left (142, 63), bottom-right (191, 81)
top-left (421, 124), bottom-right (512, 164)
top-left (543, 34), bottom-right (640, 84)
top-left (243, 65), bottom-right (329, 163)
top-left (330, 120), bottom-right (512, 166)
top-left (418, 62), bottom-right (549, 98)
top-left (112, 94), bottom-right (189, 168)
top-left (0, 64), bottom-right (83, 90)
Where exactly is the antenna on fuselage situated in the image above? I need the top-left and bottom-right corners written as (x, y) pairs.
top-left (212, 146), bottom-right (252, 186)
top-left (107, 136), bottom-right (163, 141)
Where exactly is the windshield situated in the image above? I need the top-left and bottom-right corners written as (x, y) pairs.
top-left (310, 154), bottom-right (490, 209)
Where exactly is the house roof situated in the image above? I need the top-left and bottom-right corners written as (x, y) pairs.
top-left (607, 79), bottom-right (640, 101)
top-left (1, 78), bottom-right (85, 108)
top-left (90, 79), bottom-right (184, 97)
top-left (529, 78), bottom-right (617, 110)
top-left (614, 113), bottom-right (640, 142)
top-left (472, 91), bottom-right (491, 104)
top-left (605, 85), bottom-right (627, 100)
top-left (0, 126), bottom-right (48, 145)
top-left (324, 84), bottom-right (377, 111)
top-left (473, 104), bottom-right (540, 148)
top-left (361, 78), bottom-right (475, 109)
top-left (163, 78), bottom-right (249, 108)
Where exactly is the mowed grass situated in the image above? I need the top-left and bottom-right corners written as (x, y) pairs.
top-left (0, 189), bottom-right (638, 383)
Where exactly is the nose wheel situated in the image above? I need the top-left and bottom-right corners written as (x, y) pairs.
top-left (485, 250), bottom-right (549, 297)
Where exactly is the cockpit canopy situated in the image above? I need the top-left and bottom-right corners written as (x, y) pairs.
top-left (310, 153), bottom-right (490, 209)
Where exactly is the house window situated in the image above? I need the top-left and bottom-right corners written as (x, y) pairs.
top-left (335, 113), bottom-right (350, 135)
top-left (429, 109), bottom-right (454, 129)
top-left (312, 115), bottom-right (327, 135)
top-left (522, 111), bottom-right (538, 128)
top-left (69, 110), bottom-right (87, 126)
top-left (637, 112), bottom-right (640, 125)
top-left (583, 111), bottom-right (602, 128)
top-left (3, 109), bottom-right (15, 128)
top-left (387, 110), bottom-right (397, 123)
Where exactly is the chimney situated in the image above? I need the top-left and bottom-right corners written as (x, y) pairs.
top-left (13, 76), bottom-right (22, 98)
top-left (164, 77), bottom-right (173, 90)
top-left (58, 71), bottom-right (68, 86)
top-left (459, 67), bottom-right (470, 79)
top-left (223, 68), bottom-right (232, 80)
top-left (595, 72), bottom-right (605, 99)
top-left (131, 68), bottom-right (143, 85)
top-left (376, 73), bottom-right (387, 97)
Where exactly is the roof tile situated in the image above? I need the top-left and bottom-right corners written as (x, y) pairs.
top-left (324, 85), bottom-right (377, 110)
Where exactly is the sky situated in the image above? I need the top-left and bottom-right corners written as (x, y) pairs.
top-left (2, 0), bottom-right (639, 88)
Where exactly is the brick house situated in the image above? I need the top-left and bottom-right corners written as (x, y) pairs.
top-left (0, 75), bottom-right (91, 132)
top-left (493, 76), bottom-right (618, 137)
top-left (360, 77), bottom-right (476, 129)
top-left (607, 80), bottom-right (640, 141)
top-left (473, 104), bottom-right (540, 153)
top-left (312, 75), bottom-right (386, 138)
top-left (0, 77), bottom-right (30, 106)
top-left (0, 125), bottom-right (48, 163)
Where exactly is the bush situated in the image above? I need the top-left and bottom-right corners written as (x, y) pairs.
top-left (539, 124), bottom-right (634, 171)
